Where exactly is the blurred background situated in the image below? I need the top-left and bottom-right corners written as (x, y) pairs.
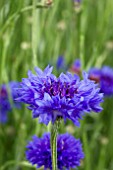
top-left (0, 0), bottom-right (113, 169)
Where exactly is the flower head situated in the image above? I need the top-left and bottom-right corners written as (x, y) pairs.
top-left (16, 65), bottom-right (103, 126)
top-left (100, 66), bottom-right (113, 95)
top-left (9, 81), bottom-right (21, 108)
top-left (0, 82), bottom-right (21, 123)
top-left (56, 56), bottom-right (65, 70)
top-left (88, 68), bottom-right (101, 83)
top-left (26, 133), bottom-right (84, 170)
top-left (0, 85), bottom-right (11, 123)
top-left (74, 0), bottom-right (81, 3)
top-left (89, 66), bottom-right (113, 96)
top-left (70, 59), bottom-right (81, 75)
top-left (73, 0), bottom-right (82, 11)
top-left (56, 56), bottom-right (67, 72)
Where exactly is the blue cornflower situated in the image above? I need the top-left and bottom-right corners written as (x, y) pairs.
top-left (73, 0), bottom-right (81, 8)
top-left (0, 85), bottom-right (11, 123)
top-left (56, 56), bottom-right (67, 72)
top-left (0, 82), bottom-right (21, 123)
top-left (89, 66), bottom-right (113, 96)
top-left (16, 65), bottom-right (103, 126)
top-left (100, 66), bottom-right (113, 95)
top-left (26, 133), bottom-right (84, 170)
top-left (74, 0), bottom-right (81, 3)
top-left (56, 56), bottom-right (65, 70)
top-left (9, 81), bottom-right (21, 108)
top-left (70, 59), bottom-right (81, 75)
top-left (88, 67), bottom-right (101, 83)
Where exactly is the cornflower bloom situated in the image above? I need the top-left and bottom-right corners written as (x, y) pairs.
top-left (69, 59), bottom-right (81, 75)
top-left (16, 65), bottom-right (103, 126)
top-left (74, 0), bottom-right (81, 2)
top-left (88, 68), bottom-right (101, 83)
top-left (100, 66), bottom-right (113, 95)
top-left (56, 56), bottom-right (67, 72)
top-left (26, 133), bottom-right (84, 170)
top-left (73, 0), bottom-right (82, 11)
top-left (89, 66), bottom-right (113, 96)
top-left (9, 81), bottom-right (21, 108)
top-left (0, 85), bottom-right (11, 123)
top-left (0, 82), bottom-right (21, 123)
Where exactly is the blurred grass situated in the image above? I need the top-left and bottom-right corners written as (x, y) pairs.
top-left (0, 0), bottom-right (113, 169)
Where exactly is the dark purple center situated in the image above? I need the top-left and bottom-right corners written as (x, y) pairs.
top-left (43, 79), bottom-right (77, 99)
top-left (0, 88), bottom-right (8, 98)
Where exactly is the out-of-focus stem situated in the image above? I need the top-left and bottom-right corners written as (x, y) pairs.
top-left (51, 120), bottom-right (60, 170)
top-left (32, 0), bottom-right (38, 66)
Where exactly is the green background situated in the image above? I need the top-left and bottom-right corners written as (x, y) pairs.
top-left (0, 0), bottom-right (113, 169)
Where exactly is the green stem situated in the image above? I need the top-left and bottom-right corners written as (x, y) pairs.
top-left (0, 3), bottom-right (49, 38)
top-left (51, 120), bottom-right (60, 170)
top-left (32, 0), bottom-right (38, 67)
top-left (0, 161), bottom-right (37, 170)
top-left (80, 34), bottom-right (85, 70)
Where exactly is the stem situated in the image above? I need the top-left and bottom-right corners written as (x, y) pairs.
top-left (0, 3), bottom-right (49, 38)
top-left (80, 34), bottom-right (85, 70)
top-left (51, 120), bottom-right (60, 170)
top-left (0, 161), bottom-right (37, 170)
top-left (32, 0), bottom-right (38, 66)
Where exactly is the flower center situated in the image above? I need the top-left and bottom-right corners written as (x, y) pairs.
top-left (43, 79), bottom-right (77, 99)
top-left (0, 88), bottom-right (7, 98)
